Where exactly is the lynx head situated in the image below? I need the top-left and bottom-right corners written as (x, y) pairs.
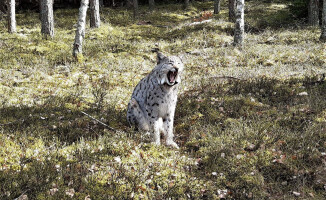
top-left (155, 52), bottom-right (184, 86)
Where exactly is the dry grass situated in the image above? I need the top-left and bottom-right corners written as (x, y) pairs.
top-left (0, 1), bottom-right (326, 199)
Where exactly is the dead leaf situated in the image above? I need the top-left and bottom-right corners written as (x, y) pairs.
top-left (49, 188), bottom-right (58, 196)
top-left (65, 188), bottom-right (75, 198)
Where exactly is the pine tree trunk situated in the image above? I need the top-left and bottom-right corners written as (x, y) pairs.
top-left (73, 0), bottom-right (89, 57)
top-left (90, 0), bottom-right (100, 28)
top-left (41, 0), bottom-right (54, 38)
top-left (149, 0), bottom-right (154, 9)
top-left (214, 0), bottom-right (221, 14)
top-left (185, 0), bottom-right (189, 8)
top-left (0, 0), bottom-right (6, 13)
top-left (308, 0), bottom-right (319, 26)
top-left (7, 0), bottom-right (16, 33)
top-left (321, 0), bottom-right (326, 41)
top-left (229, 0), bottom-right (236, 22)
top-left (234, 0), bottom-right (244, 46)
top-left (133, 0), bottom-right (138, 19)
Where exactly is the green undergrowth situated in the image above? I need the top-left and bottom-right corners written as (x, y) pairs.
top-left (1, 1), bottom-right (326, 199)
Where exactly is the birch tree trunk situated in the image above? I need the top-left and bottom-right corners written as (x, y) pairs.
top-left (214, 0), bottom-right (221, 14)
top-left (308, 0), bottom-right (319, 26)
top-left (90, 0), bottom-right (100, 28)
top-left (229, 0), bottom-right (236, 22)
top-left (41, 0), bottom-right (54, 38)
top-left (185, 0), bottom-right (189, 8)
top-left (73, 0), bottom-right (89, 57)
top-left (234, 0), bottom-right (244, 46)
top-left (7, 0), bottom-right (16, 33)
top-left (149, 0), bottom-right (154, 9)
top-left (133, 0), bottom-right (138, 19)
top-left (321, 0), bottom-right (326, 41)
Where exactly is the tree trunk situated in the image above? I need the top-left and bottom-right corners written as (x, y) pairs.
top-left (41, 0), bottom-right (54, 38)
top-left (133, 0), bottom-right (138, 19)
top-left (90, 0), bottom-right (100, 28)
top-left (185, 0), bottom-right (189, 8)
top-left (7, 0), bottom-right (16, 33)
top-left (149, 0), bottom-right (154, 9)
top-left (308, 0), bottom-right (319, 26)
top-left (73, 0), bottom-right (89, 57)
top-left (321, 0), bottom-right (326, 41)
top-left (214, 0), bottom-right (221, 14)
top-left (0, 0), bottom-right (6, 13)
top-left (229, 0), bottom-right (236, 22)
top-left (234, 0), bottom-right (244, 46)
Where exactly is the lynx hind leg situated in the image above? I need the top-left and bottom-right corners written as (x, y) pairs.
top-left (129, 98), bottom-right (149, 131)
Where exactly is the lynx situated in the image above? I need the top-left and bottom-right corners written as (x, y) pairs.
top-left (127, 52), bottom-right (184, 148)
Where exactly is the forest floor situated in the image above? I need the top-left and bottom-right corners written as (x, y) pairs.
top-left (1, 1), bottom-right (326, 199)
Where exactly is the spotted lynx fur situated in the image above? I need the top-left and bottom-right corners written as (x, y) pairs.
top-left (127, 52), bottom-right (184, 148)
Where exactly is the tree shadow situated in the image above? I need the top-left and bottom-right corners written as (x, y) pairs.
top-left (0, 96), bottom-right (127, 144)
top-left (174, 74), bottom-right (326, 198)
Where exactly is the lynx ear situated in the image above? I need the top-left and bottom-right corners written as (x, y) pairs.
top-left (157, 52), bottom-right (167, 64)
top-left (178, 54), bottom-right (185, 63)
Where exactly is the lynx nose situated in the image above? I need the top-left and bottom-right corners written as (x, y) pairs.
top-left (170, 67), bottom-right (178, 73)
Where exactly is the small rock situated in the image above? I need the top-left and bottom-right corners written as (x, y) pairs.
top-left (244, 143), bottom-right (257, 151)
top-left (298, 92), bottom-right (308, 96)
top-left (292, 191), bottom-right (300, 196)
top-left (113, 156), bottom-right (121, 163)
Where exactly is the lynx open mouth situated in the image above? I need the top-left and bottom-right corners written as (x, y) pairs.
top-left (167, 68), bottom-right (178, 86)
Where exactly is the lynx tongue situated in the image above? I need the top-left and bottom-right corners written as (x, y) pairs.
top-left (169, 71), bottom-right (176, 83)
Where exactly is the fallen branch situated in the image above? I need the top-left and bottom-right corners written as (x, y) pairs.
top-left (215, 75), bottom-right (242, 80)
top-left (210, 75), bottom-right (242, 81)
top-left (0, 121), bottom-right (14, 126)
top-left (14, 189), bottom-right (29, 200)
top-left (81, 111), bottom-right (116, 132)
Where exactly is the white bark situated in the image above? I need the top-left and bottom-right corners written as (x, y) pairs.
top-left (41, 0), bottom-right (54, 38)
top-left (321, 0), bottom-right (326, 41)
top-left (90, 0), bottom-right (100, 28)
top-left (7, 0), bottom-right (16, 33)
top-left (133, 0), bottom-right (138, 19)
top-left (308, 0), bottom-right (319, 26)
top-left (234, 0), bottom-right (244, 46)
top-left (73, 0), bottom-right (89, 57)
top-left (214, 0), bottom-right (221, 14)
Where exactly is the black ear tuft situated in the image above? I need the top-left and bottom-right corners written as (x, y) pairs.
top-left (151, 48), bottom-right (167, 64)
top-left (157, 52), bottom-right (167, 64)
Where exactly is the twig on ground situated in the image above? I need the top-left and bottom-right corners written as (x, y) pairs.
top-left (211, 76), bottom-right (242, 80)
top-left (0, 121), bottom-right (14, 126)
top-left (81, 111), bottom-right (116, 132)
top-left (14, 189), bottom-right (29, 200)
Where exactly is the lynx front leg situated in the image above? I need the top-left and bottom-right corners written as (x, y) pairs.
top-left (152, 118), bottom-right (163, 145)
top-left (163, 116), bottom-right (179, 149)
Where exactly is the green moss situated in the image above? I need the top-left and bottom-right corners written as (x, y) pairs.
top-left (1, 1), bottom-right (326, 199)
